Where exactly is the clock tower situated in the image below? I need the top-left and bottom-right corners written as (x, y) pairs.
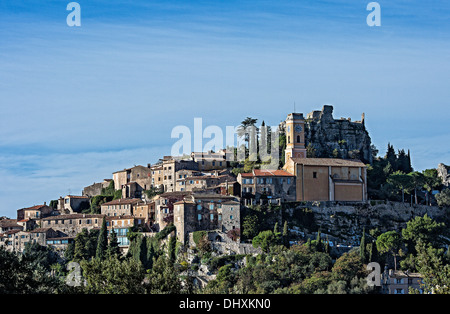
top-left (285, 112), bottom-right (307, 164)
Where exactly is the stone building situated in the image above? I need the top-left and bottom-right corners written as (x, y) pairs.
top-left (176, 173), bottom-right (234, 193)
top-left (173, 193), bottom-right (240, 244)
top-left (150, 164), bottom-right (164, 190)
top-left (113, 165), bottom-right (152, 198)
top-left (237, 169), bottom-right (296, 203)
top-left (57, 195), bottom-right (90, 214)
top-left (161, 157), bottom-right (199, 193)
top-left (17, 203), bottom-right (54, 221)
top-left (82, 179), bottom-right (113, 197)
top-left (100, 198), bottom-right (143, 217)
top-left (14, 228), bottom-right (59, 253)
top-left (284, 157), bottom-right (368, 202)
top-left (40, 214), bottom-right (104, 237)
top-left (382, 269), bottom-right (424, 294)
top-left (106, 215), bottom-right (137, 248)
top-left (153, 191), bottom-right (192, 231)
top-left (0, 219), bottom-right (22, 233)
top-left (191, 150), bottom-right (228, 171)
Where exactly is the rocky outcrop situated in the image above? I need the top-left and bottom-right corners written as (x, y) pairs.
top-left (438, 163), bottom-right (450, 187)
top-left (304, 105), bottom-right (373, 164)
top-left (283, 201), bottom-right (449, 247)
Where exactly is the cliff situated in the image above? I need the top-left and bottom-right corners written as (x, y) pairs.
top-left (304, 105), bottom-right (373, 164)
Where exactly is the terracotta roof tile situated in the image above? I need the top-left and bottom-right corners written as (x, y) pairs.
top-left (291, 158), bottom-right (367, 167)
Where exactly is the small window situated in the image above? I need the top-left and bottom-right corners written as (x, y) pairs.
top-left (210, 214), bottom-right (214, 221)
top-left (313, 172), bottom-right (317, 178)
top-left (297, 135), bottom-right (300, 143)
top-left (198, 214), bottom-right (202, 221)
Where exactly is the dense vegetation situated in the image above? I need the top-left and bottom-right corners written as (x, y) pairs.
top-left (368, 143), bottom-right (449, 206)
top-left (2, 212), bottom-right (450, 294)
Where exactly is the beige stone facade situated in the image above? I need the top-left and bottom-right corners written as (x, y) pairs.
top-left (173, 193), bottom-right (240, 244)
top-left (284, 157), bottom-right (367, 202)
top-left (191, 150), bottom-right (228, 171)
top-left (237, 169), bottom-right (296, 203)
top-left (101, 198), bottom-right (143, 217)
top-left (113, 165), bottom-right (152, 198)
top-left (40, 214), bottom-right (104, 237)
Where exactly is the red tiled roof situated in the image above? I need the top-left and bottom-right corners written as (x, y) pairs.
top-left (101, 198), bottom-right (142, 206)
top-left (66, 195), bottom-right (89, 199)
top-left (253, 169), bottom-right (294, 177)
top-left (291, 158), bottom-right (366, 167)
top-left (20, 205), bottom-right (47, 211)
top-left (240, 169), bottom-right (294, 177)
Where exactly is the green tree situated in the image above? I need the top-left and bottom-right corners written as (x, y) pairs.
top-left (242, 214), bottom-right (259, 239)
top-left (408, 171), bottom-right (425, 204)
top-left (376, 231), bottom-right (402, 270)
top-left (107, 229), bottom-right (121, 258)
top-left (73, 228), bottom-right (90, 261)
top-left (422, 168), bottom-right (442, 205)
top-left (414, 241), bottom-right (450, 294)
top-left (0, 246), bottom-right (66, 294)
top-left (436, 188), bottom-right (450, 207)
top-left (359, 228), bottom-right (367, 263)
top-left (145, 255), bottom-right (182, 294)
top-left (331, 251), bottom-right (365, 283)
top-left (282, 221), bottom-right (290, 248)
top-left (22, 242), bottom-right (60, 271)
top-left (168, 234), bottom-right (177, 262)
top-left (80, 255), bottom-right (146, 294)
top-left (252, 230), bottom-right (280, 252)
top-left (96, 217), bottom-right (108, 260)
top-left (387, 171), bottom-right (412, 202)
top-left (402, 214), bottom-right (447, 251)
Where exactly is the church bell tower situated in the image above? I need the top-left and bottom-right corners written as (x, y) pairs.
top-left (285, 112), bottom-right (307, 164)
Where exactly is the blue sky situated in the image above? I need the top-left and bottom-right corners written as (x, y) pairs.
top-left (1, 0), bottom-right (449, 217)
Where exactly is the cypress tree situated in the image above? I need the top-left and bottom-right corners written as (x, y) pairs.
top-left (282, 221), bottom-right (289, 248)
top-left (73, 228), bottom-right (89, 261)
top-left (107, 229), bottom-right (120, 258)
top-left (316, 230), bottom-right (322, 252)
top-left (360, 228), bottom-right (366, 263)
top-left (168, 234), bottom-right (176, 263)
top-left (96, 217), bottom-right (108, 260)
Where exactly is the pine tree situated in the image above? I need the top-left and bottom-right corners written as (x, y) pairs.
top-left (96, 217), bottom-right (108, 260)
top-left (273, 222), bottom-right (279, 235)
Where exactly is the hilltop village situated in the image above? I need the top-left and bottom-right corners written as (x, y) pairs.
top-left (1, 105), bottom-right (450, 294)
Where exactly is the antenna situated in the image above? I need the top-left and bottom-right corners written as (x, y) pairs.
top-left (294, 101), bottom-right (296, 113)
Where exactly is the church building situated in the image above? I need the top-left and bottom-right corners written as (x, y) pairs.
top-left (283, 112), bottom-right (368, 202)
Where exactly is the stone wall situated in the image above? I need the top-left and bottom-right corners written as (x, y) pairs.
top-left (283, 200), bottom-right (449, 246)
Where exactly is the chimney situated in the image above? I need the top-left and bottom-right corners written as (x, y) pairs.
top-left (44, 202), bottom-right (46, 206)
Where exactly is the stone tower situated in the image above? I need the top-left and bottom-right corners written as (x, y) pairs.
top-left (285, 113), bottom-right (307, 164)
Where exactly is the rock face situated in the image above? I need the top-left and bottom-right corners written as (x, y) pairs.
top-left (304, 105), bottom-right (373, 164)
top-left (438, 163), bottom-right (450, 187)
